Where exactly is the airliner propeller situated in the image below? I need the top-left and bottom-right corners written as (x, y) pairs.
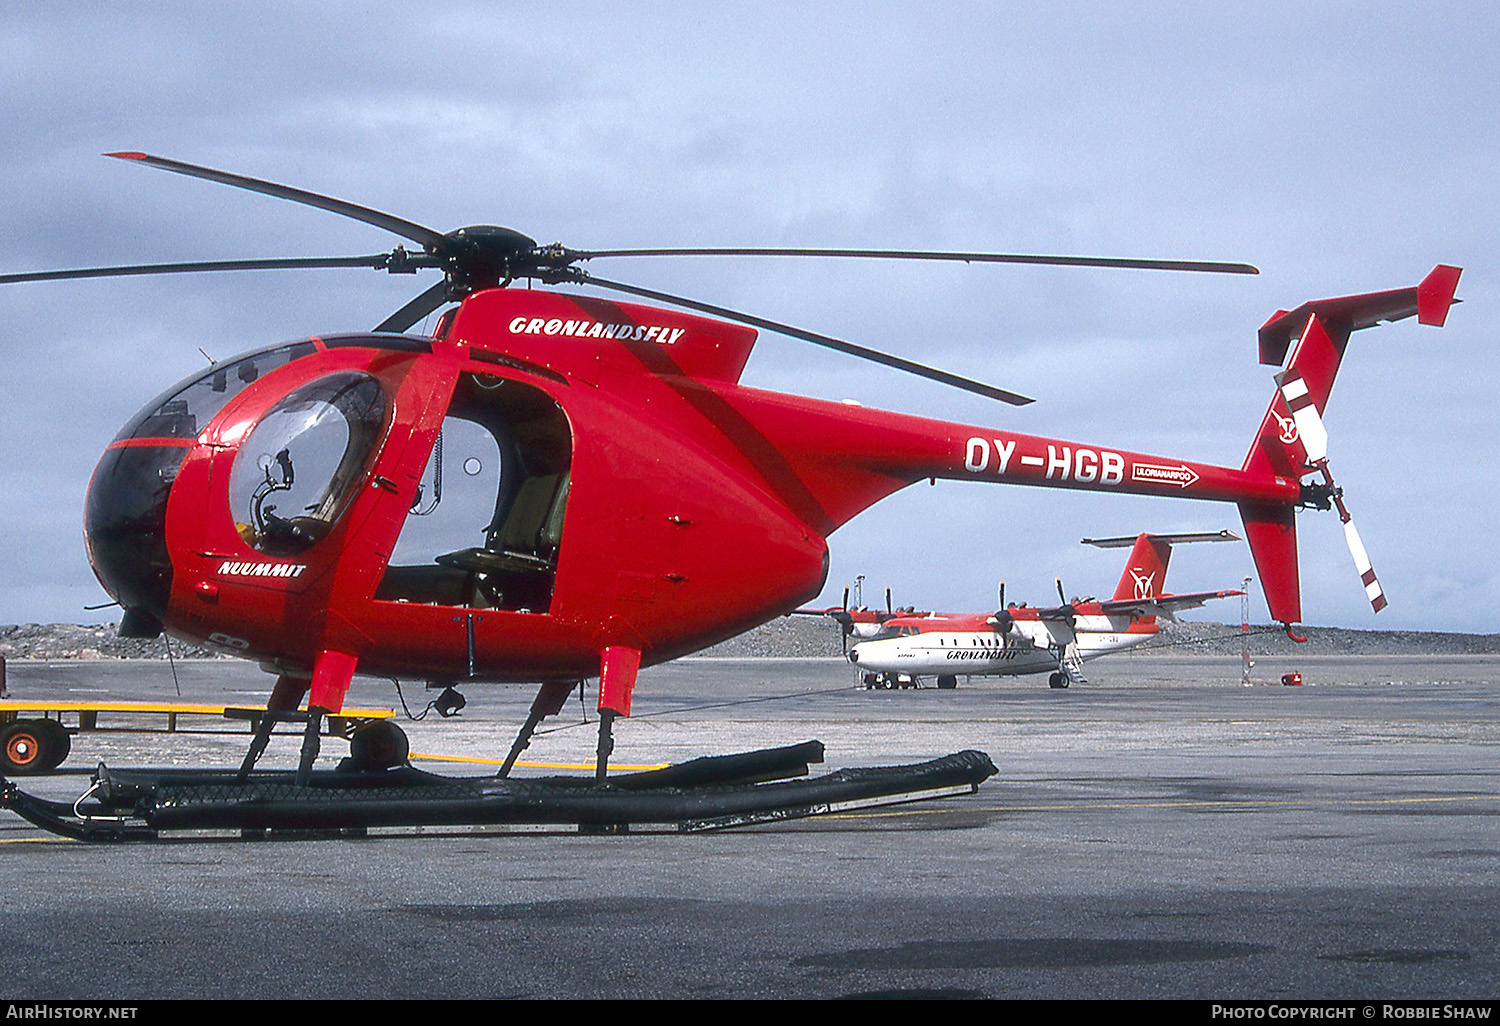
top-left (1051, 578), bottom-right (1081, 628)
top-left (990, 581), bottom-right (1008, 628)
top-left (987, 580), bottom-right (1026, 641)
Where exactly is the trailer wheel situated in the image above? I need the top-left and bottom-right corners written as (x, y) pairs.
top-left (937, 675), bottom-right (958, 690)
top-left (348, 721), bottom-right (409, 771)
top-left (1, 720), bottom-right (60, 775)
top-left (38, 720), bottom-right (71, 771)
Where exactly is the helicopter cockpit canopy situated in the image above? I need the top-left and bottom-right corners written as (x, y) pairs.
top-left (227, 371), bottom-right (386, 556)
top-left (114, 341), bottom-right (317, 443)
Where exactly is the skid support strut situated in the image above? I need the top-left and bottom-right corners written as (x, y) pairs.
top-left (498, 680), bottom-right (578, 778)
top-left (596, 645), bottom-right (640, 780)
top-left (238, 674), bottom-right (309, 779)
top-left (296, 650), bottom-right (358, 786)
top-left (236, 652), bottom-right (359, 785)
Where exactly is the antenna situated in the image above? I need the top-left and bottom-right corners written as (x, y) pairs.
top-left (1241, 576), bottom-right (1254, 687)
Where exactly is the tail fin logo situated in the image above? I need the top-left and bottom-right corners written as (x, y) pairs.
top-left (1273, 411), bottom-right (1300, 446)
top-left (1130, 567), bottom-right (1158, 600)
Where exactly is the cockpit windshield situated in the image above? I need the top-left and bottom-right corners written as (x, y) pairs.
top-left (115, 341), bottom-right (317, 442)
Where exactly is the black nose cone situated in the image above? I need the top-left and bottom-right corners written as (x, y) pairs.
top-left (85, 444), bottom-right (187, 629)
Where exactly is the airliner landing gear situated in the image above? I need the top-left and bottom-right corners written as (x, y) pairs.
top-left (937, 675), bottom-right (958, 690)
top-left (1048, 672), bottom-right (1069, 689)
top-left (862, 672), bottom-right (924, 690)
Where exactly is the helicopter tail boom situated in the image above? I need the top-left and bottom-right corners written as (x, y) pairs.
top-left (733, 268), bottom-right (1459, 633)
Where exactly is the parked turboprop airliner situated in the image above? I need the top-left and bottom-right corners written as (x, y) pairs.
top-left (847, 531), bottom-right (1242, 689)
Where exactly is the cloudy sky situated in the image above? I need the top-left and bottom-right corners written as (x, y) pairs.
top-left (1, 2), bottom-right (1495, 634)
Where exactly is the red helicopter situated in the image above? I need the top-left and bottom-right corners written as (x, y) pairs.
top-left (0, 153), bottom-right (1462, 795)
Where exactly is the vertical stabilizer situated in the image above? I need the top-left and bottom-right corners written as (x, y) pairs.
top-left (1081, 530), bottom-right (1237, 602)
top-left (1238, 501), bottom-right (1300, 628)
top-left (1112, 534), bottom-right (1172, 601)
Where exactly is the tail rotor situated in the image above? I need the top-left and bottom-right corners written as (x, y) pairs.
top-left (1240, 265), bottom-right (1460, 631)
top-left (1342, 518), bottom-right (1387, 614)
top-left (1278, 368), bottom-right (1387, 614)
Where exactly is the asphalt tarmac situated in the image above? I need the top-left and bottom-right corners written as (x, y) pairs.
top-left (1, 653), bottom-right (1496, 1000)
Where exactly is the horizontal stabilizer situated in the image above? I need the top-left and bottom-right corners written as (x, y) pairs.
top-left (1257, 264), bottom-right (1462, 367)
top-left (1082, 530), bottom-right (1237, 549)
top-left (1096, 588), bottom-right (1244, 619)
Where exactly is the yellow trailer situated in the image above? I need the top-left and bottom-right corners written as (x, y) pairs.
top-left (0, 700), bottom-right (396, 774)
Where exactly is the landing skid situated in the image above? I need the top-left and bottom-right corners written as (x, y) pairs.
top-left (0, 742), bottom-right (996, 841)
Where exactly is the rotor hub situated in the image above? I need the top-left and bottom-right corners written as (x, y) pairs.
top-left (437, 225), bottom-right (578, 295)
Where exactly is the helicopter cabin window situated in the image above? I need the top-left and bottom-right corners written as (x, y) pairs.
top-left (227, 372), bottom-right (386, 556)
top-left (376, 372), bottom-right (571, 613)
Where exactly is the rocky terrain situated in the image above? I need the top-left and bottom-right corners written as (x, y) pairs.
top-left (5, 616), bottom-right (1494, 663)
top-left (701, 616), bottom-right (1500, 657)
top-left (1132, 618), bottom-right (1500, 656)
top-left (0, 623), bottom-right (227, 661)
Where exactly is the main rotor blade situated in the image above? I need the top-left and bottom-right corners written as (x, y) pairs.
top-left (576, 246), bottom-right (1259, 275)
top-left (105, 152), bottom-right (451, 251)
top-left (375, 280), bottom-right (452, 333)
top-left (0, 253), bottom-right (433, 286)
top-left (576, 273), bottom-right (1035, 406)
